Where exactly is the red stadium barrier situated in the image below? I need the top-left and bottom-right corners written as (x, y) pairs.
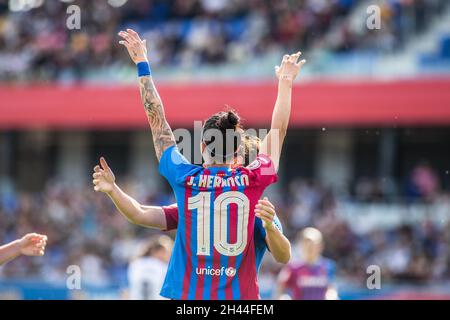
top-left (1, 79), bottom-right (450, 129)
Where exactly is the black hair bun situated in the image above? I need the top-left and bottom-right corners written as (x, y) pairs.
top-left (219, 111), bottom-right (240, 129)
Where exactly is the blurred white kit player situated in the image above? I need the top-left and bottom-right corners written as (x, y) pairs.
top-left (128, 235), bottom-right (174, 300)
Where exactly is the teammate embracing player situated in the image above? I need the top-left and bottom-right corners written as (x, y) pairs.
top-left (93, 155), bottom-right (290, 299)
top-left (95, 28), bottom-right (305, 299)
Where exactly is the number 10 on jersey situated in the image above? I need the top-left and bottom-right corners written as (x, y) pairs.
top-left (188, 191), bottom-right (250, 257)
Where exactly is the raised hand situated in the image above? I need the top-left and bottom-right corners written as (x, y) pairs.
top-left (93, 157), bottom-right (116, 194)
top-left (19, 233), bottom-right (47, 257)
top-left (118, 28), bottom-right (148, 64)
top-left (275, 52), bottom-right (306, 82)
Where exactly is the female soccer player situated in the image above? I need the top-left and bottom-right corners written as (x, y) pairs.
top-left (128, 234), bottom-right (174, 300)
top-left (0, 233), bottom-right (48, 265)
top-left (116, 28), bottom-right (304, 299)
top-left (276, 228), bottom-right (338, 300)
top-left (92, 156), bottom-right (291, 267)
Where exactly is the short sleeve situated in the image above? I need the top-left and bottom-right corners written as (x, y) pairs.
top-left (245, 154), bottom-right (278, 187)
top-left (254, 218), bottom-right (266, 247)
top-left (255, 215), bottom-right (284, 250)
top-left (253, 218), bottom-right (268, 266)
top-left (158, 145), bottom-right (198, 185)
top-left (162, 204), bottom-right (178, 231)
top-left (272, 215), bottom-right (283, 233)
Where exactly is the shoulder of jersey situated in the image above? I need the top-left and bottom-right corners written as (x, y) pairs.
top-left (246, 158), bottom-right (262, 170)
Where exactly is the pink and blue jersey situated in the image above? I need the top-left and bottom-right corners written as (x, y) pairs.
top-left (162, 204), bottom-right (284, 276)
top-left (278, 257), bottom-right (336, 300)
top-left (158, 145), bottom-right (278, 300)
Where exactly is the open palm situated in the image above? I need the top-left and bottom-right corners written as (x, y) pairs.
top-left (275, 51), bottom-right (306, 81)
top-left (118, 29), bottom-right (148, 64)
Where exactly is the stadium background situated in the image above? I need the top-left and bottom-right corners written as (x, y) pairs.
top-left (1, 0), bottom-right (450, 299)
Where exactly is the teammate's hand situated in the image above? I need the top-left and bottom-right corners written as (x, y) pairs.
top-left (118, 28), bottom-right (148, 64)
top-left (19, 233), bottom-right (47, 257)
top-left (275, 52), bottom-right (306, 82)
top-left (93, 157), bottom-right (116, 194)
top-left (255, 197), bottom-right (277, 231)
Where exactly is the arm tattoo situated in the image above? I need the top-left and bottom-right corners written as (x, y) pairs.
top-left (139, 76), bottom-right (175, 160)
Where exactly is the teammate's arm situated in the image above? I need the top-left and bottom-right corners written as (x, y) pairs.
top-left (255, 197), bottom-right (291, 264)
top-left (0, 233), bottom-right (47, 265)
top-left (118, 29), bottom-right (176, 161)
top-left (93, 157), bottom-right (168, 229)
top-left (259, 52), bottom-right (306, 171)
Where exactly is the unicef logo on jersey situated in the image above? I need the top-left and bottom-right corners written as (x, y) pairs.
top-left (225, 267), bottom-right (236, 277)
top-left (196, 266), bottom-right (237, 277)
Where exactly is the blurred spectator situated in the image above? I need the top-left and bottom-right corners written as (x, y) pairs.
top-left (0, 177), bottom-right (169, 287)
top-left (2, 0), bottom-right (446, 82)
top-left (1, 172), bottom-right (449, 291)
top-left (407, 161), bottom-right (440, 202)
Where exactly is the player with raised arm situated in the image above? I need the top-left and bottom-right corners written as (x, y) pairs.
top-left (0, 233), bottom-right (48, 265)
top-left (93, 155), bottom-right (291, 267)
top-left (116, 28), bottom-right (304, 299)
top-left (117, 29), bottom-right (176, 161)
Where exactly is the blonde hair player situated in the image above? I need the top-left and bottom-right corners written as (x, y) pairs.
top-left (276, 227), bottom-right (338, 300)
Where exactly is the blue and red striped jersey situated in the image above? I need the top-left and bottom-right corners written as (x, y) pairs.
top-left (158, 145), bottom-right (278, 300)
top-left (278, 257), bottom-right (336, 300)
top-left (162, 204), bottom-right (284, 275)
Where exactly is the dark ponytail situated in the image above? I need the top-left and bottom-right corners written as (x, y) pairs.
top-left (218, 111), bottom-right (240, 129)
top-left (202, 109), bottom-right (242, 163)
